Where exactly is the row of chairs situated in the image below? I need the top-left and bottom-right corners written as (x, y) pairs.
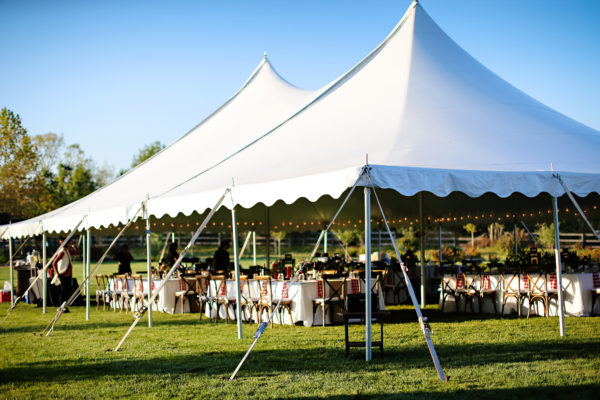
top-left (94, 274), bottom-right (156, 312)
top-left (440, 266), bottom-right (561, 318)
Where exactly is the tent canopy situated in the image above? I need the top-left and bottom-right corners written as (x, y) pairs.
top-left (3, 0), bottom-right (600, 239)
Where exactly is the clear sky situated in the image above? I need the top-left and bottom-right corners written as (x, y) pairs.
top-left (1, 0), bottom-right (599, 173)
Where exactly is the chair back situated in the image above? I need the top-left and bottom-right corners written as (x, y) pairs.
top-left (593, 272), bottom-right (600, 289)
top-left (321, 274), bottom-right (347, 300)
top-left (525, 271), bottom-right (545, 295)
top-left (208, 275), bottom-right (227, 298)
top-left (255, 276), bottom-right (273, 305)
top-left (94, 274), bottom-right (107, 291)
top-left (500, 267), bottom-right (520, 295)
top-left (131, 274), bottom-right (144, 295)
top-left (195, 275), bottom-right (209, 296)
top-left (116, 274), bottom-right (129, 292)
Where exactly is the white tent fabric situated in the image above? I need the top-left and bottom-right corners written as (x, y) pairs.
top-left (3, 0), bottom-right (600, 238)
top-left (1, 56), bottom-right (316, 238)
top-left (147, 1), bottom-right (600, 219)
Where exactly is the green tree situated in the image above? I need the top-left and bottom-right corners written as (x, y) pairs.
top-left (0, 108), bottom-right (39, 221)
top-left (131, 141), bottom-right (165, 168)
top-left (396, 226), bottom-right (418, 253)
top-left (463, 223), bottom-right (477, 246)
top-left (536, 223), bottom-right (556, 249)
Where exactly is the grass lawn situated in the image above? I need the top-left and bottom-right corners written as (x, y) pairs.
top-left (1, 277), bottom-right (599, 400)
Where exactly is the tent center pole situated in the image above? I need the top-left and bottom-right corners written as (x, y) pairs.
top-left (552, 197), bottom-right (566, 336)
top-left (324, 231), bottom-right (328, 254)
top-left (42, 232), bottom-right (47, 314)
top-left (419, 193), bottom-right (426, 308)
top-left (364, 187), bottom-right (372, 361)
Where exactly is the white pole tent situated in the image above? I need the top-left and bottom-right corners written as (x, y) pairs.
top-left (1, 0), bottom-right (599, 347)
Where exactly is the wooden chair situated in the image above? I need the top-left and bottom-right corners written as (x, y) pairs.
top-left (174, 275), bottom-right (197, 314)
top-left (591, 272), bottom-right (600, 316)
top-left (272, 281), bottom-right (294, 327)
top-left (461, 268), bottom-right (481, 313)
top-left (478, 273), bottom-right (498, 314)
top-left (312, 273), bottom-right (347, 327)
top-left (383, 265), bottom-right (407, 305)
top-left (238, 276), bottom-right (257, 324)
top-left (255, 276), bottom-right (275, 327)
top-left (207, 275), bottom-right (229, 323)
top-left (130, 274), bottom-right (146, 312)
top-left (500, 267), bottom-right (526, 316)
top-left (439, 267), bottom-right (458, 312)
top-left (195, 274), bottom-right (209, 321)
top-left (94, 274), bottom-right (109, 311)
top-left (525, 270), bottom-right (549, 318)
top-left (111, 275), bottom-right (131, 312)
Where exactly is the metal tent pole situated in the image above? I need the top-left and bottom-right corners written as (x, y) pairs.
top-left (265, 207), bottom-right (270, 269)
top-left (145, 202), bottom-right (153, 327)
top-left (514, 224), bottom-right (518, 260)
top-left (82, 234), bottom-right (86, 298)
top-left (231, 206), bottom-right (243, 339)
top-left (252, 231), bottom-right (257, 266)
top-left (324, 231), bottom-right (328, 254)
top-left (85, 229), bottom-right (91, 320)
top-left (42, 232), bottom-right (47, 314)
top-left (552, 197), bottom-right (566, 336)
top-left (419, 193), bottom-right (426, 308)
top-left (439, 224), bottom-right (443, 264)
top-left (9, 235), bottom-right (13, 304)
top-left (364, 187), bottom-right (372, 361)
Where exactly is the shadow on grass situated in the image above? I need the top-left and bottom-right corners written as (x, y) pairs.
top-left (1, 338), bottom-right (599, 385)
top-left (283, 385), bottom-right (600, 400)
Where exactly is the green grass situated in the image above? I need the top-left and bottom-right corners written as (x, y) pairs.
top-left (1, 294), bottom-right (599, 399)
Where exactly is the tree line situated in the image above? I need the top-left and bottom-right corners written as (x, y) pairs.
top-left (0, 107), bottom-right (164, 224)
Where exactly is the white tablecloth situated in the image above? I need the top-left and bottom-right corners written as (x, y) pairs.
top-left (205, 279), bottom-right (386, 326)
top-left (439, 272), bottom-right (597, 316)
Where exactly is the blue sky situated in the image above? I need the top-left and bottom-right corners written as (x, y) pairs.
top-left (1, 0), bottom-right (599, 173)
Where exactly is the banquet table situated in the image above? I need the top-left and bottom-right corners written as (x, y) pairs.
top-left (439, 272), bottom-right (598, 316)
top-left (205, 278), bottom-right (386, 326)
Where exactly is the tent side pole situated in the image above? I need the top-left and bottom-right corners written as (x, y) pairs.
top-left (231, 207), bottom-right (243, 339)
top-left (419, 193), bottom-right (426, 308)
top-left (514, 224), bottom-right (518, 260)
top-left (552, 197), bottom-right (566, 336)
top-left (438, 224), bottom-right (442, 264)
top-left (9, 236), bottom-right (13, 304)
top-left (42, 232), bottom-right (47, 314)
top-left (252, 231), bottom-right (257, 266)
top-left (85, 229), bottom-right (91, 320)
top-left (145, 206), bottom-right (153, 328)
top-left (265, 207), bottom-right (270, 270)
top-left (82, 234), bottom-right (86, 298)
top-left (364, 187), bottom-right (372, 361)
top-left (324, 231), bottom-right (328, 254)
